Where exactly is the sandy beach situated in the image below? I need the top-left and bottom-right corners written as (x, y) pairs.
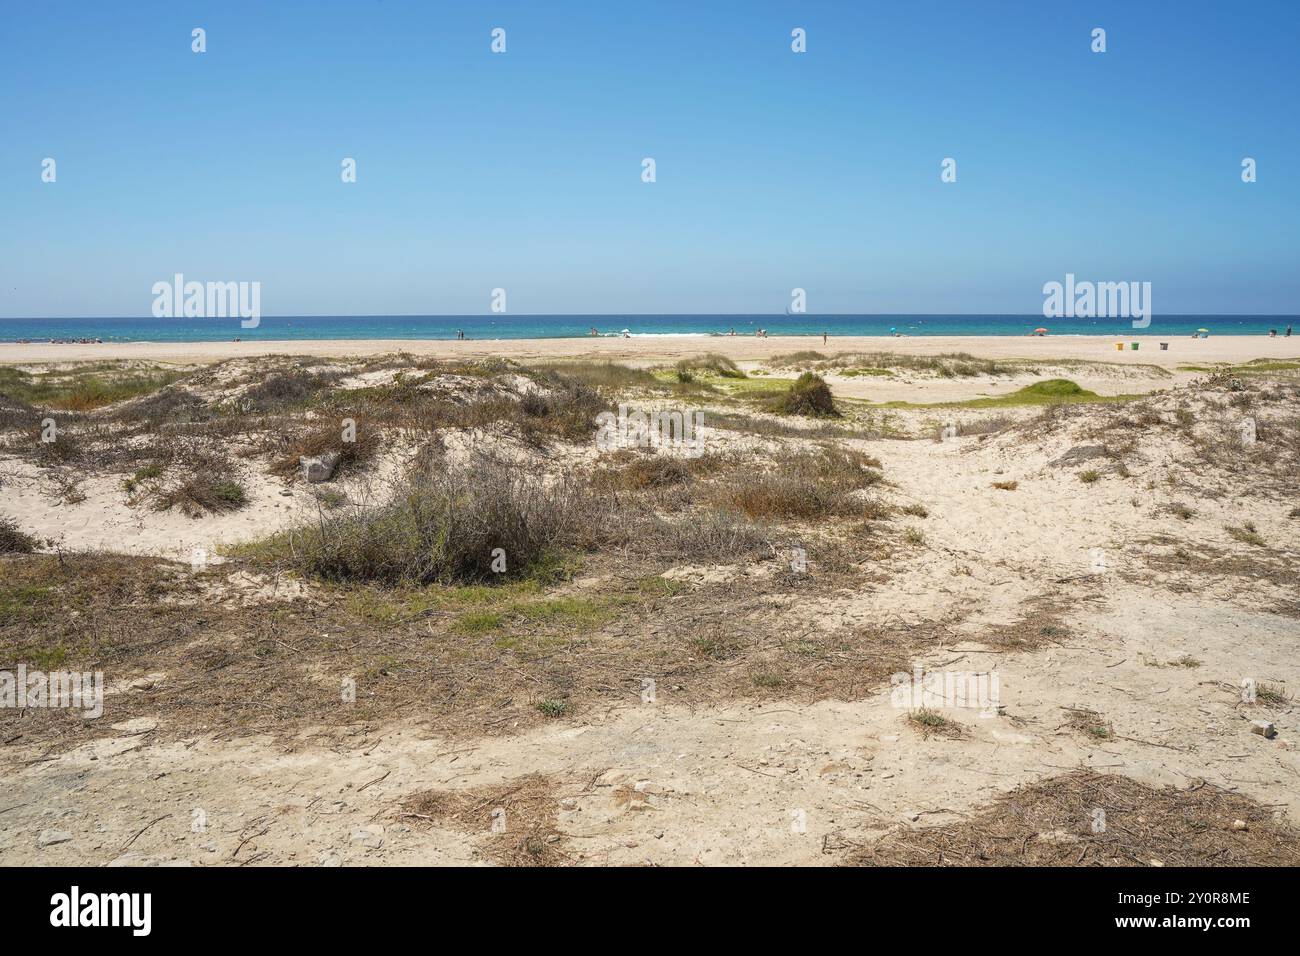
top-left (2, 333), bottom-right (1298, 368)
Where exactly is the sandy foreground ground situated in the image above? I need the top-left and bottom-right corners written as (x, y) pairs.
top-left (1, 346), bottom-right (1297, 866)
top-left (3, 333), bottom-right (1298, 368)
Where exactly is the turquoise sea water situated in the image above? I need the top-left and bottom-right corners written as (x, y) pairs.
top-left (0, 314), bottom-right (1296, 343)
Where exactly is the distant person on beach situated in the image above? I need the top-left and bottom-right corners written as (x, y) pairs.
top-left (1288, 325), bottom-right (1293, 337)
top-left (822, 331), bottom-right (827, 345)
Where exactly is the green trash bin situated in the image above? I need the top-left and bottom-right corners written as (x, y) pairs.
top-left (1130, 342), bottom-right (1140, 350)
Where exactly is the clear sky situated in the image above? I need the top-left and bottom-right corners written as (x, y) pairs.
top-left (2, 0), bottom-right (1297, 317)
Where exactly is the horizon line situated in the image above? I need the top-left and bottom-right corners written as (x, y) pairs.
top-left (4, 312), bottom-right (1300, 321)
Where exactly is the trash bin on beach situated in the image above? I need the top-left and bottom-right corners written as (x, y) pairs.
top-left (1159, 342), bottom-right (1169, 350)
top-left (1115, 342), bottom-right (1124, 351)
top-left (1130, 342), bottom-right (1140, 350)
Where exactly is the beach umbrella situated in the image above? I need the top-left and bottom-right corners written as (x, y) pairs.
top-left (889, 326), bottom-right (897, 333)
top-left (1196, 328), bottom-right (1209, 332)
top-left (1034, 327), bottom-right (1048, 334)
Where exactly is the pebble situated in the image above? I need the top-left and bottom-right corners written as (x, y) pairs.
top-left (37, 829), bottom-right (72, 848)
top-left (1250, 720), bottom-right (1277, 739)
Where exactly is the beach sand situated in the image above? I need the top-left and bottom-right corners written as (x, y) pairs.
top-left (3, 333), bottom-right (1297, 368)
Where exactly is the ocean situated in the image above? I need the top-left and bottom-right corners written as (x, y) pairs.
top-left (0, 314), bottom-right (1295, 343)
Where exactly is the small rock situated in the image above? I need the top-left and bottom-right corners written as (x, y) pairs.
top-left (300, 452), bottom-right (342, 484)
top-left (37, 829), bottom-right (72, 848)
top-left (1231, 820), bottom-right (1248, 832)
top-left (1250, 720), bottom-right (1277, 739)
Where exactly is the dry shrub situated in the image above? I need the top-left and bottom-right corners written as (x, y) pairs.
top-left (719, 447), bottom-right (882, 519)
top-left (269, 418), bottom-right (382, 481)
top-left (592, 453), bottom-right (694, 491)
top-left (280, 458), bottom-right (600, 586)
top-left (0, 516), bottom-right (36, 554)
top-left (637, 508), bottom-right (777, 560)
top-left (771, 372), bottom-right (838, 417)
top-left (242, 370), bottom-right (341, 411)
top-left (112, 388), bottom-right (210, 428)
top-left (510, 375), bottom-right (606, 442)
top-left (20, 418), bottom-right (82, 465)
top-left (153, 448), bottom-right (248, 516)
top-left (331, 374), bottom-right (604, 445)
top-left (851, 770), bottom-right (1300, 866)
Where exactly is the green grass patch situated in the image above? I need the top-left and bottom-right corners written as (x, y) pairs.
top-left (0, 365), bottom-right (184, 411)
top-left (877, 378), bottom-right (1143, 410)
top-left (0, 584), bottom-right (54, 626)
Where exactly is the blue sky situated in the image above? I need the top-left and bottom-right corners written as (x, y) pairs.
top-left (2, 0), bottom-right (1297, 317)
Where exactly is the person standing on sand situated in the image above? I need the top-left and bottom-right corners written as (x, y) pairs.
top-left (1288, 325), bottom-right (1293, 337)
top-left (822, 331), bottom-right (827, 345)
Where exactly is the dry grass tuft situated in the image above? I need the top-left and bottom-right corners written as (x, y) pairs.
top-left (906, 708), bottom-right (966, 739)
top-left (1064, 707), bottom-right (1114, 740)
top-left (718, 447), bottom-right (881, 520)
top-left (976, 597), bottom-right (1078, 651)
top-left (398, 774), bottom-right (568, 866)
top-left (850, 770), bottom-right (1300, 866)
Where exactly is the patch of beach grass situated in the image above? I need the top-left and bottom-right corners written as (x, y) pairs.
top-left (0, 365), bottom-right (185, 412)
top-left (880, 379), bottom-right (1144, 411)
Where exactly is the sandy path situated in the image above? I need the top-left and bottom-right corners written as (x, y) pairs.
top-left (2, 335), bottom-right (1297, 369)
